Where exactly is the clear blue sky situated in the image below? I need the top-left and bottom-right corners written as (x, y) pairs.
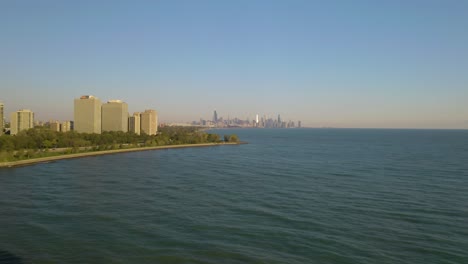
top-left (1, 0), bottom-right (467, 128)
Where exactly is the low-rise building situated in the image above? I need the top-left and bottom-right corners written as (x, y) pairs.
top-left (61, 121), bottom-right (71, 132)
top-left (50, 121), bottom-right (61, 132)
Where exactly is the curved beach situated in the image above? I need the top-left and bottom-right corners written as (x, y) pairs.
top-left (0, 142), bottom-right (245, 168)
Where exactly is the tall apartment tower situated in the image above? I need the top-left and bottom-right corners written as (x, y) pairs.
top-left (140, 109), bottom-right (158, 135)
top-left (10, 109), bottom-right (34, 135)
top-left (74, 95), bottom-right (102, 134)
top-left (0, 102), bottom-right (4, 135)
top-left (101, 100), bottom-right (128, 132)
top-left (213, 110), bottom-right (218, 123)
top-left (128, 112), bottom-right (141, 135)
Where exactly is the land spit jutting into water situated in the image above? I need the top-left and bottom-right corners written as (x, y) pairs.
top-left (0, 142), bottom-right (246, 168)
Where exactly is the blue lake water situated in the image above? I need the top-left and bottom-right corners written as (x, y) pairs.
top-left (0, 128), bottom-right (467, 263)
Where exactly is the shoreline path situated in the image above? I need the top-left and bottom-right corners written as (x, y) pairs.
top-left (0, 142), bottom-right (245, 169)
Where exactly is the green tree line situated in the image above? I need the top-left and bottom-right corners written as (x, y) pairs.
top-left (0, 126), bottom-right (239, 162)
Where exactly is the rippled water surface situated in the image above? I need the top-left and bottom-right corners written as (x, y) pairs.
top-left (1, 129), bottom-right (467, 263)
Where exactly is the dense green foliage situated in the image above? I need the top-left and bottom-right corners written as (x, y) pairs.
top-left (0, 126), bottom-right (239, 162)
top-left (224, 134), bottom-right (239, 142)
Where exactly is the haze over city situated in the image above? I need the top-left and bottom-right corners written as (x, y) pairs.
top-left (1, 1), bottom-right (467, 128)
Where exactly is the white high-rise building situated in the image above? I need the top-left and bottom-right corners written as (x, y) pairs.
top-left (128, 112), bottom-right (141, 135)
top-left (140, 109), bottom-right (158, 135)
top-left (74, 95), bottom-right (102, 134)
top-left (101, 100), bottom-right (128, 132)
top-left (10, 109), bottom-right (34, 135)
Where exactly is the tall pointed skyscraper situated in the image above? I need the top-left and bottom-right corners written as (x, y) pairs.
top-left (213, 110), bottom-right (218, 124)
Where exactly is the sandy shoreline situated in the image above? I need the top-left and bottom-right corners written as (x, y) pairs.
top-left (0, 142), bottom-right (245, 169)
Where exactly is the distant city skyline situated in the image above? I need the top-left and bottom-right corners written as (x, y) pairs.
top-left (1, 1), bottom-right (468, 129)
top-left (192, 110), bottom-right (301, 128)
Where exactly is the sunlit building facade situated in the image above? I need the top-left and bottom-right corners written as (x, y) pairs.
top-left (61, 121), bottom-right (71, 132)
top-left (128, 112), bottom-right (141, 135)
top-left (10, 109), bottom-right (34, 135)
top-left (74, 95), bottom-right (102, 134)
top-left (50, 121), bottom-right (60, 132)
top-left (140, 109), bottom-right (158, 135)
top-left (101, 100), bottom-right (128, 132)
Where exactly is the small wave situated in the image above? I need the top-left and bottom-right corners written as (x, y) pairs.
top-left (0, 250), bottom-right (24, 264)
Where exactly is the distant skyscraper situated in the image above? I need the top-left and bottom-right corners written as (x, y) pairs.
top-left (10, 109), bottom-right (34, 135)
top-left (101, 100), bottom-right (128, 132)
top-left (213, 110), bottom-right (218, 124)
top-left (278, 114), bottom-right (281, 124)
top-left (74, 95), bottom-right (102, 134)
top-left (0, 102), bottom-right (4, 135)
top-left (140, 109), bottom-right (158, 135)
top-left (256, 114), bottom-right (259, 126)
top-left (298, 121), bottom-right (301, 128)
top-left (128, 112), bottom-right (141, 135)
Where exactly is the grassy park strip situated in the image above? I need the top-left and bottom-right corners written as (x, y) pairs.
top-left (0, 142), bottom-right (245, 168)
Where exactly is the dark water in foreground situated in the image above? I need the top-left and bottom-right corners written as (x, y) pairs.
top-left (0, 128), bottom-right (467, 263)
